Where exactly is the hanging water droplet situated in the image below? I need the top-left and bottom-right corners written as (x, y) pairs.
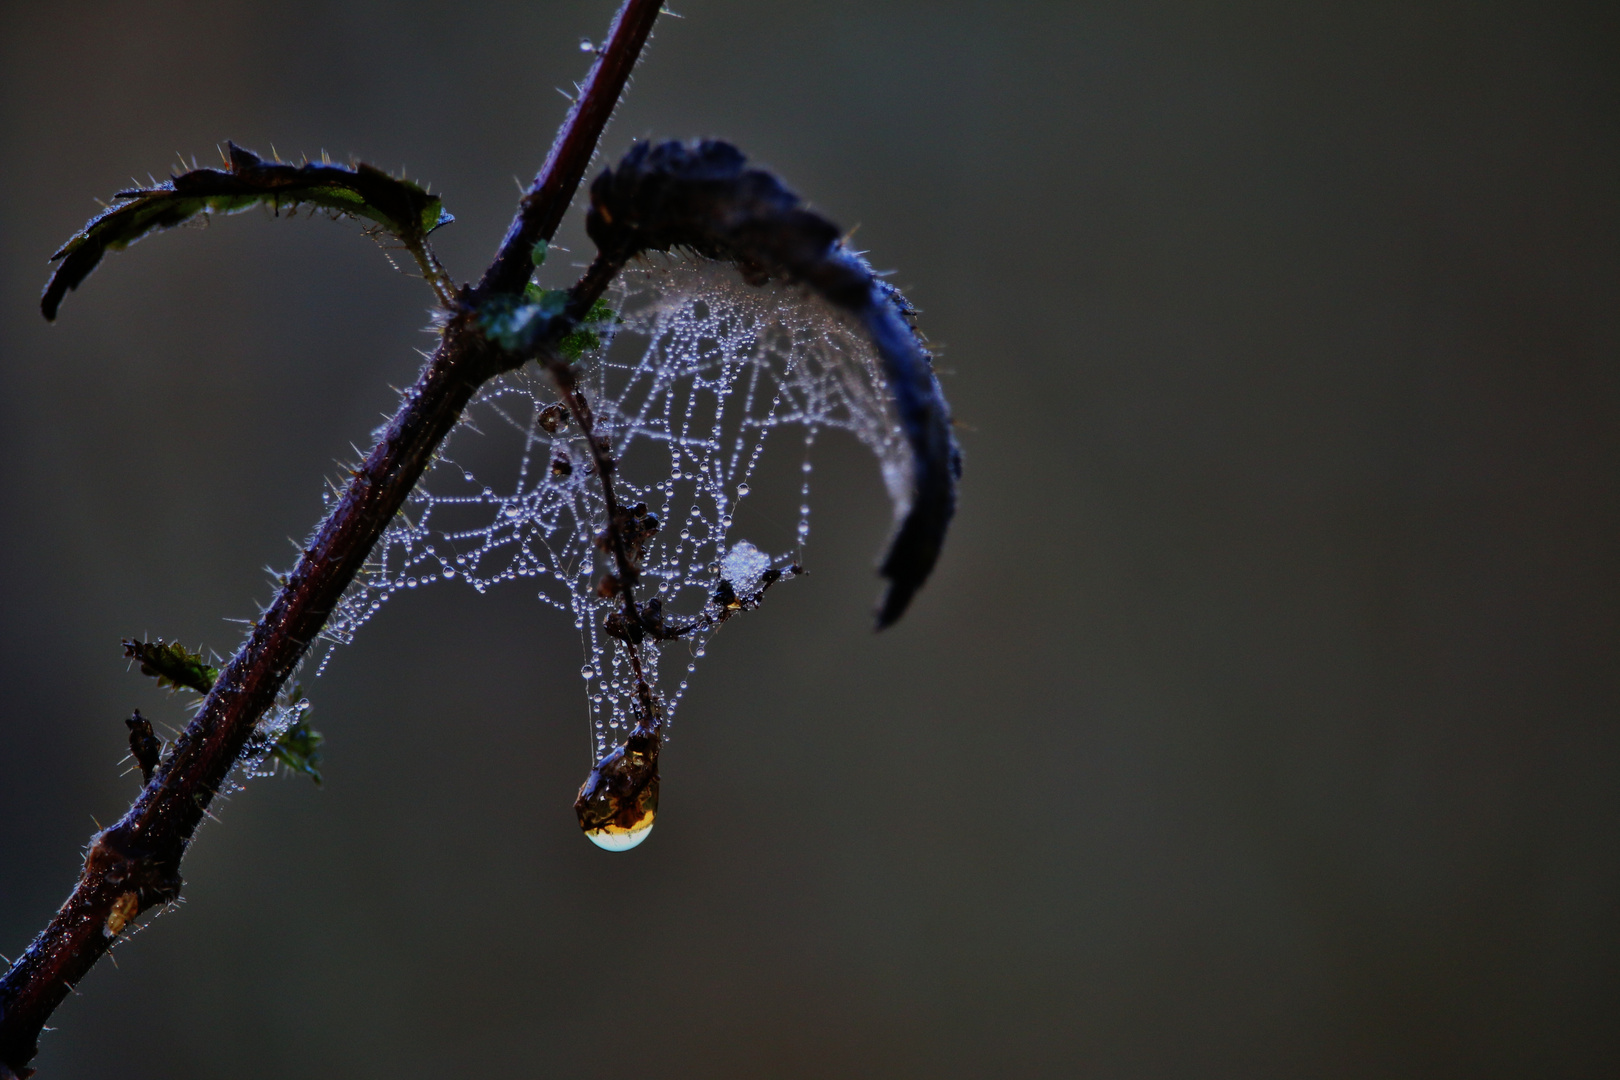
top-left (579, 37), bottom-right (594, 52)
top-left (736, 482), bottom-right (750, 496)
top-left (576, 726), bottom-right (659, 852)
top-left (581, 665), bottom-right (595, 679)
top-left (586, 821), bottom-right (653, 851)
top-left (441, 566), bottom-right (455, 579)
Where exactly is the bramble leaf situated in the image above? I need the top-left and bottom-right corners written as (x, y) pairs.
top-left (42, 142), bottom-right (453, 320)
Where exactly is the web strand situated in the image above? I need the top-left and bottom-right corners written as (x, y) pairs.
top-left (323, 257), bottom-right (912, 762)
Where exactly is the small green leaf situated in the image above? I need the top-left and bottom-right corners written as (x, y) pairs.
top-left (558, 297), bottom-right (618, 361)
top-left (123, 639), bottom-right (218, 694)
top-left (43, 142), bottom-right (454, 320)
top-left (270, 719), bottom-right (324, 786)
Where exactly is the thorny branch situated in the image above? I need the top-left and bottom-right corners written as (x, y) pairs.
top-left (0, 2), bottom-right (663, 1074)
top-left (1, 1), bottom-right (961, 1074)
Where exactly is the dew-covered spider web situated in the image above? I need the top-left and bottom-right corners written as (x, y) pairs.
top-left (320, 258), bottom-right (914, 763)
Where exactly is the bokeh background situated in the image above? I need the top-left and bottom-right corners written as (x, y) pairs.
top-left (2, 1), bottom-right (1617, 1076)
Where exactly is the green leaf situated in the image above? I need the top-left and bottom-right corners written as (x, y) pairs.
top-left (558, 297), bottom-right (619, 361)
top-left (269, 719), bottom-right (324, 786)
top-left (42, 142), bottom-right (454, 320)
top-left (122, 638), bottom-right (218, 694)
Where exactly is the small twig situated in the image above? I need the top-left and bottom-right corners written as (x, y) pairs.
top-left (400, 235), bottom-right (457, 309)
top-left (541, 257), bottom-right (662, 724)
top-left (604, 564), bottom-right (802, 644)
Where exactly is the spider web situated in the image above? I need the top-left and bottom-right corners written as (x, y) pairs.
top-left (320, 257), bottom-right (914, 763)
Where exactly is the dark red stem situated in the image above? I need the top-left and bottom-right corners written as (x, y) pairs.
top-left (478, 0), bottom-right (663, 298)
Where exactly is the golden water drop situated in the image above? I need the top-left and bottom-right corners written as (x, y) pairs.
top-left (575, 724), bottom-right (660, 852)
top-left (585, 812), bottom-right (655, 851)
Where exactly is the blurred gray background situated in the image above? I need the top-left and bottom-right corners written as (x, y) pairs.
top-left (2, 1), bottom-right (1617, 1076)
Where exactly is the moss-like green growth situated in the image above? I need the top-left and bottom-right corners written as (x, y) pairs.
top-left (558, 297), bottom-right (619, 362)
top-left (269, 719), bottom-right (324, 786)
top-left (480, 289), bottom-right (617, 360)
top-left (122, 639), bottom-right (219, 694)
